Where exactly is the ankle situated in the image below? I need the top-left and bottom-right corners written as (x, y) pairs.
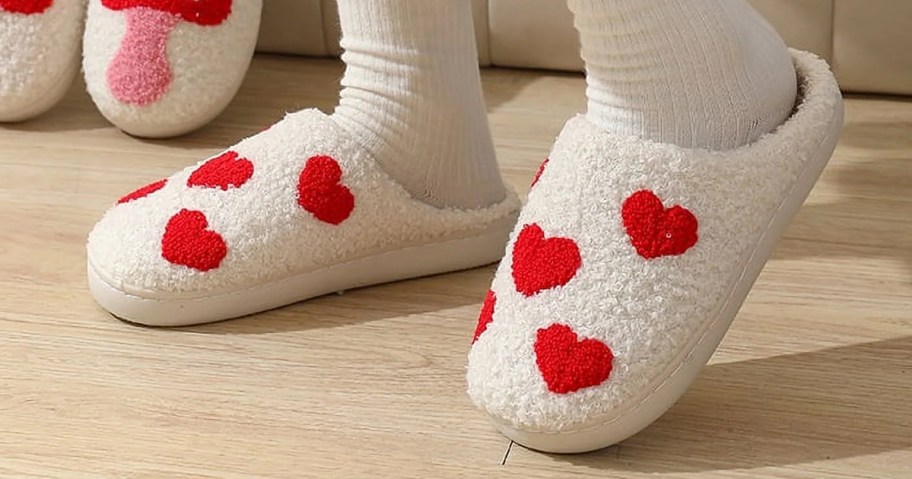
top-left (331, 0), bottom-right (507, 210)
top-left (331, 109), bottom-right (507, 210)
top-left (572, 0), bottom-right (797, 150)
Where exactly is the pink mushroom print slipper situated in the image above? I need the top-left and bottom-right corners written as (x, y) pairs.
top-left (82, 0), bottom-right (262, 137)
top-left (86, 109), bottom-right (521, 326)
top-left (466, 50), bottom-right (844, 453)
top-left (0, 0), bottom-right (85, 121)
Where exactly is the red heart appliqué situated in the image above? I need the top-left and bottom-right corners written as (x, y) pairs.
top-left (118, 179), bottom-right (167, 204)
top-left (535, 324), bottom-right (615, 394)
top-left (622, 190), bottom-right (698, 259)
top-left (530, 158), bottom-right (549, 188)
top-left (512, 223), bottom-right (581, 297)
top-left (297, 155), bottom-right (355, 225)
top-left (472, 290), bottom-right (497, 344)
top-left (0, 0), bottom-right (54, 14)
top-left (187, 151), bottom-right (254, 190)
top-left (161, 209), bottom-right (227, 272)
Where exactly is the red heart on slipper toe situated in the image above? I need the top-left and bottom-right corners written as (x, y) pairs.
top-left (530, 158), bottom-right (549, 188)
top-left (187, 151), bottom-right (254, 191)
top-left (622, 190), bottom-right (698, 259)
top-left (118, 179), bottom-right (167, 204)
top-left (297, 155), bottom-right (355, 225)
top-left (512, 223), bottom-right (581, 297)
top-left (535, 324), bottom-right (614, 394)
top-left (472, 290), bottom-right (497, 344)
top-left (0, 0), bottom-right (54, 14)
top-left (161, 209), bottom-right (227, 272)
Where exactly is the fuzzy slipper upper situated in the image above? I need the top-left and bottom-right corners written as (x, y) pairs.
top-left (0, 0), bottom-right (85, 121)
top-left (467, 50), bottom-right (843, 453)
top-left (87, 109), bottom-right (520, 325)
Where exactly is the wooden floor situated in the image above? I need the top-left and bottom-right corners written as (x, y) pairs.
top-left (1, 55), bottom-right (910, 479)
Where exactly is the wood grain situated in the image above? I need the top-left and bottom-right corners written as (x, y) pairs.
top-left (0, 55), bottom-right (910, 479)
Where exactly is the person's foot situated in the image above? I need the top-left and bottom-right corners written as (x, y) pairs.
top-left (0, 0), bottom-right (84, 122)
top-left (466, 50), bottom-right (843, 453)
top-left (82, 0), bottom-right (262, 137)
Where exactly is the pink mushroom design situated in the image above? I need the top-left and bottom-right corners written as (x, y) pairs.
top-left (101, 0), bottom-right (233, 106)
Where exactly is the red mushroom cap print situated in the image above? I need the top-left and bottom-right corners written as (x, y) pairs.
top-left (101, 0), bottom-right (232, 26)
top-left (0, 0), bottom-right (54, 14)
top-left (102, 0), bottom-right (234, 106)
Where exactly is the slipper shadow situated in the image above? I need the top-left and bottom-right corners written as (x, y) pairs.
top-left (0, 78), bottom-right (110, 133)
top-left (773, 109), bottom-right (912, 274)
top-left (544, 336), bottom-right (912, 472)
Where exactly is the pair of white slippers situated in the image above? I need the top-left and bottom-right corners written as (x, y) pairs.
top-left (0, 0), bottom-right (261, 137)
top-left (86, 50), bottom-right (843, 453)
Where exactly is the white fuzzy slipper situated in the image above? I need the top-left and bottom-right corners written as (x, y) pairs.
top-left (87, 109), bottom-right (521, 326)
top-left (82, 0), bottom-right (262, 138)
top-left (466, 50), bottom-right (843, 454)
top-left (0, 0), bottom-right (85, 122)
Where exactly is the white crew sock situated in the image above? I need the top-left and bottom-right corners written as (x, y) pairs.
top-left (567, 0), bottom-right (798, 151)
top-left (331, 0), bottom-right (506, 209)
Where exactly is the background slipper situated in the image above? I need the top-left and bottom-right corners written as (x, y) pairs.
top-left (0, 0), bottom-right (85, 122)
top-left (82, 0), bottom-right (262, 137)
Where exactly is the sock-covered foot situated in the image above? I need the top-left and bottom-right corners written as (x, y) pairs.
top-left (0, 0), bottom-right (84, 122)
top-left (87, 0), bottom-right (520, 326)
top-left (331, 0), bottom-right (506, 209)
top-left (571, 0), bottom-right (798, 151)
top-left (466, 1), bottom-right (844, 454)
top-left (82, 0), bottom-right (262, 137)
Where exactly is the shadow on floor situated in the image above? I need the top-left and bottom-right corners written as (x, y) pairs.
top-left (0, 79), bottom-right (110, 133)
top-left (773, 115), bottom-right (912, 275)
top-left (535, 336), bottom-right (912, 472)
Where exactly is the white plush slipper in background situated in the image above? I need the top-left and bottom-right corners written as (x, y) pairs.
top-left (467, 50), bottom-right (844, 454)
top-left (0, 0), bottom-right (85, 122)
top-left (82, 0), bottom-right (262, 138)
top-left (87, 109), bottom-right (521, 326)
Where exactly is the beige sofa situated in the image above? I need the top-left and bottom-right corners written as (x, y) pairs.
top-left (255, 0), bottom-right (912, 96)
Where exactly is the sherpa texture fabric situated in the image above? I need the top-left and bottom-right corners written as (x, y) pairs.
top-left (82, 0), bottom-right (261, 137)
top-left (467, 50), bottom-right (841, 433)
top-left (0, 0), bottom-right (85, 121)
top-left (87, 109), bottom-right (520, 297)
